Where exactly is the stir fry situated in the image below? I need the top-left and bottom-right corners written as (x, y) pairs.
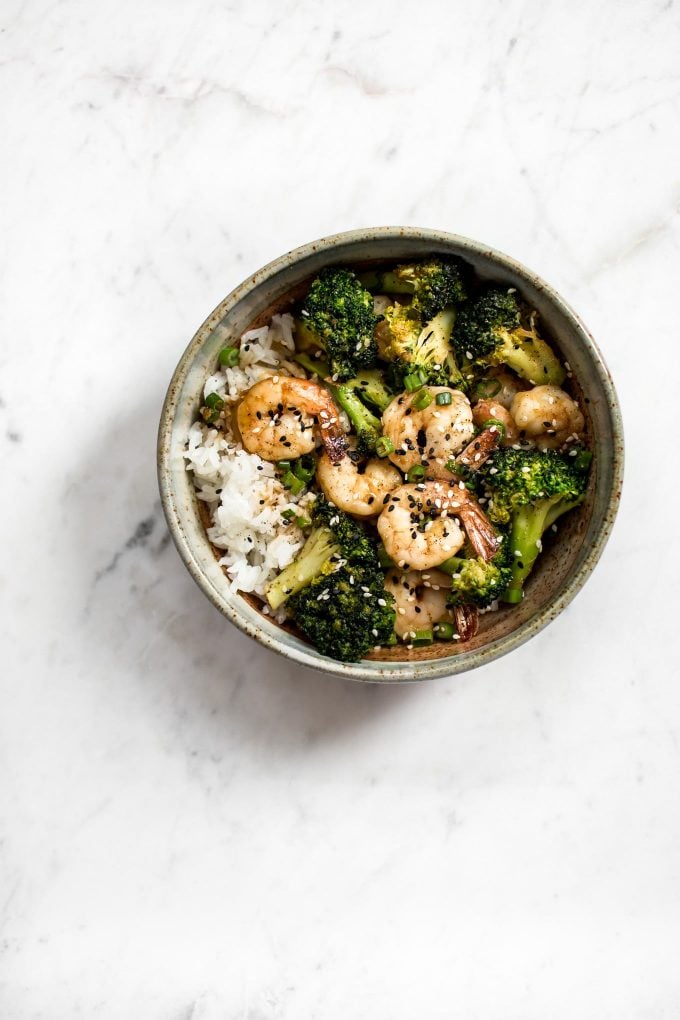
top-left (200, 258), bottom-right (591, 662)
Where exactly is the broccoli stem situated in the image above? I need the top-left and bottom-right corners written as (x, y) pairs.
top-left (331, 384), bottom-right (382, 451)
top-left (502, 494), bottom-right (584, 602)
top-left (351, 369), bottom-right (393, 412)
top-left (265, 527), bottom-right (339, 610)
top-left (498, 331), bottom-right (566, 387)
top-left (437, 556), bottom-right (466, 576)
top-left (503, 503), bottom-right (550, 602)
top-left (417, 307), bottom-right (466, 389)
top-left (293, 352), bottom-right (330, 377)
top-left (294, 317), bottom-right (325, 353)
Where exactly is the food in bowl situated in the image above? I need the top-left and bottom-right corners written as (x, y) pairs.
top-left (183, 256), bottom-right (592, 663)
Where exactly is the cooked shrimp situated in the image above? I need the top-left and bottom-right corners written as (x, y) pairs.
top-left (384, 568), bottom-right (480, 642)
top-left (482, 369), bottom-right (527, 409)
top-left (472, 398), bottom-right (519, 445)
top-left (384, 568), bottom-right (452, 639)
top-left (237, 376), bottom-right (347, 463)
top-left (454, 423), bottom-right (503, 472)
top-left (511, 384), bottom-right (585, 450)
top-left (377, 480), bottom-right (500, 571)
top-left (316, 447), bottom-right (401, 517)
top-left (381, 387), bottom-right (474, 478)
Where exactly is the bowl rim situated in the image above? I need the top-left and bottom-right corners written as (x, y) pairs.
top-left (157, 226), bottom-right (624, 682)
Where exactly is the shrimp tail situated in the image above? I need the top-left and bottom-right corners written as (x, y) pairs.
top-left (454, 426), bottom-right (502, 473)
top-left (457, 502), bottom-right (501, 562)
top-left (452, 605), bottom-right (479, 642)
top-left (322, 424), bottom-right (349, 464)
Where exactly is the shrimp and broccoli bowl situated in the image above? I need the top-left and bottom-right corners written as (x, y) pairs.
top-left (176, 244), bottom-right (606, 669)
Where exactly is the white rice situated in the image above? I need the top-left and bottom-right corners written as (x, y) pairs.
top-left (183, 313), bottom-right (315, 613)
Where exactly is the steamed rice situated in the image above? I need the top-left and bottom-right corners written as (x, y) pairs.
top-left (183, 313), bottom-right (315, 611)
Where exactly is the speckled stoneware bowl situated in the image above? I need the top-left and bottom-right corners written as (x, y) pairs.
top-left (158, 227), bottom-right (623, 682)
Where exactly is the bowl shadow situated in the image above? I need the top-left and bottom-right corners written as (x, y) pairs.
top-left (65, 387), bottom-right (421, 761)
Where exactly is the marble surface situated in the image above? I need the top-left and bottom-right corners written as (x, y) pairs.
top-left (2, 1), bottom-right (680, 1016)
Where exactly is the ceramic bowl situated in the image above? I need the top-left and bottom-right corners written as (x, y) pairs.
top-left (157, 227), bottom-right (623, 682)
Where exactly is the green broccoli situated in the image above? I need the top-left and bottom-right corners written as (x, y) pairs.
top-left (379, 305), bottom-right (467, 391)
top-left (360, 257), bottom-right (467, 319)
top-left (332, 369), bottom-right (394, 456)
top-left (454, 287), bottom-right (565, 386)
top-left (438, 544), bottom-right (511, 609)
top-left (288, 565), bottom-right (396, 662)
top-left (265, 498), bottom-right (395, 661)
top-left (481, 447), bottom-right (590, 602)
top-left (265, 497), bottom-right (377, 611)
top-left (298, 268), bottom-right (378, 381)
top-left (292, 354), bottom-right (394, 456)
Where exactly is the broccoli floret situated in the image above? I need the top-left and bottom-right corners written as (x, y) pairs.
top-left (379, 305), bottom-right (467, 390)
top-left (288, 565), bottom-right (396, 662)
top-left (292, 352), bottom-right (394, 456)
top-left (454, 287), bottom-right (565, 386)
top-left (439, 545), bottom-right (511, 609)
top-left (480, 447), bottom-right (590, 602)
top-left (332, 385), bottom-right (382, 456)
top-left (361, 257), bottom-right (467, 319)
top-left (265, 498), bottom-right (379, 611)
top-left (299, 268), bottom-right (378, 381)
top-left (265, 498), bottom-right (395, 661)
top-left (332, 370), bottom-right (394, 456)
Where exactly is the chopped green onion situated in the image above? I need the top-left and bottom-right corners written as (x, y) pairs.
top-left (281, 509), bottom-right (296, 520)
top-left (444, 459), bottom-right (458, 475)
top-left (218, 345), bottom-right (239, 367)
top-left (384, 631), bottom-right (398, 646)
top-left (501, 588), bottom-right (524, 604)
top-left (434, 622), bottom-right (456, 640)
top-left (204, 392), bottom-right (224, 410)
top-left (375, 436), bottom-right (395, 458)
top-left (406, 464), bottom-right (426, 482)
top-left (276, 460), bottom-right (292, 472)
top-left (481, 417), bottom-right (506, 438)
top-left (404, 370), bottom-right (426, 392)
top-left (281, 470), bottom-right (306, 495)
top-left (573, 449), bottom-right (593, 473)
top-left (377, 543), bottom-right (394, 569)
top-left (435, 391), bottom-right (452, 406)
top-left (474, 377), bottom-right (502, 398)
top-left (412, 390), bottom-right (433, 411)
top-left (293, 455), bottom-right (316, 482)
top-left (413, 628), bottom-right (434, 646)
top-left (295, 515), bottom-right (311, 528)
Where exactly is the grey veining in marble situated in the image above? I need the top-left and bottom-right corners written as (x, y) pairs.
top-left (2, 1), bottom-right (680, 1017)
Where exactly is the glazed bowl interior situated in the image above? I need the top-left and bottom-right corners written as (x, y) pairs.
top-left (158, 228), bottom-right (623, 682)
